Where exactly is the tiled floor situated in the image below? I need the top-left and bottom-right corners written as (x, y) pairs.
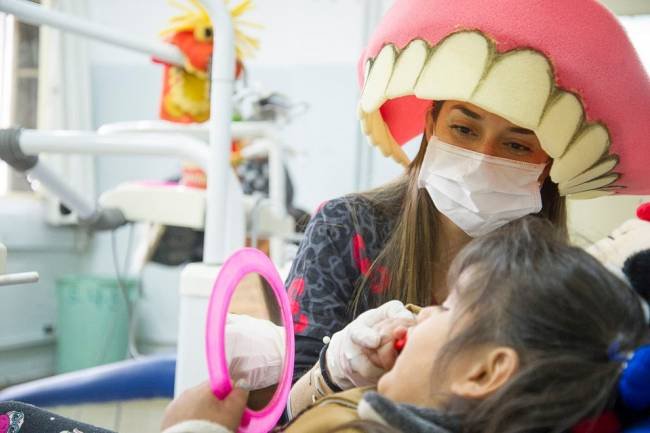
top-left (48, 399), bottom-right (171, 432)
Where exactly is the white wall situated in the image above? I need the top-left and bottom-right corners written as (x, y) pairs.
top-left (242, 0), bottom-right (395, 210)
top-left (0, 197), bottom-right (87, 385)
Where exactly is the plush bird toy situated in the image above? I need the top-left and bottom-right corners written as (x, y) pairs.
top-left (158, 0), bottom-right (259, 123)
top-left (573, 203), bottom-right (650, 433)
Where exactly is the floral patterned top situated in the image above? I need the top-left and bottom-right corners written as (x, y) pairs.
top-left (285, 195), bottom-right (397, 382)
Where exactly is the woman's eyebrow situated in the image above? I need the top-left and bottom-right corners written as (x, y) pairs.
top-left (509, 126), bottom-right (535, 135)
top-left (451, 105), bottom-right (535, 135)
top-left (451, 105), bottom-right (482, 120)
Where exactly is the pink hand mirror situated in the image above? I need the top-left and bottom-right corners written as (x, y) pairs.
top-left (205, 248), bottom-right (295, 433)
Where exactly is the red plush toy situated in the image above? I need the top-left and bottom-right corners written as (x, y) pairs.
top-left (637, 202), bottom-right (650, 222)
top-left (573, 411), bottom-right (621, 433)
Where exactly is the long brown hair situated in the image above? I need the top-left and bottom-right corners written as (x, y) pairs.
top-left (351, 102), bottom-right (567, 314)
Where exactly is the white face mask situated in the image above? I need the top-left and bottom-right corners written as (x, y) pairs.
top-left (417, 136), bottom-right (547, 237)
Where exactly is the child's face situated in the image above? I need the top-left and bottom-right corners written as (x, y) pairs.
top-left (377, 267), bottom-right (518, 408)
top-left (377, 290), bottom-right (461, 406)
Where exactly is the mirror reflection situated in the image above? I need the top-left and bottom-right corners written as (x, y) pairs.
top-left (226, 272), bottom-right (285, 410)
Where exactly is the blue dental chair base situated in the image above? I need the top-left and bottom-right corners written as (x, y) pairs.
top-left (0, 355), bottom-right (176, 406)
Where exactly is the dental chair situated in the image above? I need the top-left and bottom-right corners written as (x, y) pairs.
top-left (0, 355), bottom-right (176, 432)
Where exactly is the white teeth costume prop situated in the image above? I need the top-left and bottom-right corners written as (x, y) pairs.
top-left (360, 31), bottom-right (612, 196)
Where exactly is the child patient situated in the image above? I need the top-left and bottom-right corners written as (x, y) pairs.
top-left (161, 216), bottom-right (649, 433)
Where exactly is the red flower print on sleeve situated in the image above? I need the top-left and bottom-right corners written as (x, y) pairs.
top-left (370, 265), bottom-right (390, 294)
top-left (352, 233), bottom-right (371, 275)
top-left (288, 277), bottom-right (309, 333)
top-left (294, 314), bottom-right (309, 333)
top-left (288, 277), bottom-right (305, 299)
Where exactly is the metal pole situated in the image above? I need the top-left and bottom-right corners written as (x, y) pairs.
top-left (0, 272), bottom-right (39, 286)
top-left (0, 0), bottom-right (185, 66)
top-left (19, 129), bottom-right (210, 171)
top-left (267, 134), bottom-right (287, 263)
top-left (28, 162), bottom-right (95, 219)
top-left (199, 0), bottom-right (236, 265)
top-left (97, 120), bottom-right (277, 141)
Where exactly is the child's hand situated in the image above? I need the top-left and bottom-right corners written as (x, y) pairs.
top-left (362, 325), bottom-right (409, 371)
top-left (161, 381), bottom-right (249, 432)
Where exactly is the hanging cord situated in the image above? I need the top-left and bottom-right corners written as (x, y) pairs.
top-left (111, 223), bottom-right (143, 358)
top-left (91, 224), bottom-right (137, 367)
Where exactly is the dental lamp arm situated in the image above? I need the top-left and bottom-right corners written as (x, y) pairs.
top-left (0, 128), bottom-right (126, 231)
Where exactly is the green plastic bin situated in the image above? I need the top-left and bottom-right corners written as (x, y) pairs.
top-left (55, 275), bottom-right (138, 373)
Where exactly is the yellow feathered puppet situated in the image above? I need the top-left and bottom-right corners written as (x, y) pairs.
top-left (157, 0), bottom-right (259, 123)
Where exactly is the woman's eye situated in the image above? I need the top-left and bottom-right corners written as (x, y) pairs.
top-left (450, 125), bottom-right (476, 137)
top-left (505, 142), bottom-right (532, 154)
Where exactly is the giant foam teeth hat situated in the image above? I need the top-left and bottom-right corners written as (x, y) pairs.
top-left (358, 0), bottom-right (650, 198)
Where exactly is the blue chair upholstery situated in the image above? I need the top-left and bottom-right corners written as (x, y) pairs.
top-left (0, 355), bottom-right (175, 406)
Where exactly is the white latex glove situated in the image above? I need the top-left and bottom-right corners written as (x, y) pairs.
top-left (325, 300), bottom-right (415, 389)
top-left (225, 314), bottom-right (285, 390)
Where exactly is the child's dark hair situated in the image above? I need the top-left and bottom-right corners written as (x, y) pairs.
top-left (437, 216), bottom-right (648, 433)
top-left (332, 217), bottom-right (646, 433)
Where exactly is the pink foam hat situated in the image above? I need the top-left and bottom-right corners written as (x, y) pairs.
top-left (358, 0), bottom-right (650, 198)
